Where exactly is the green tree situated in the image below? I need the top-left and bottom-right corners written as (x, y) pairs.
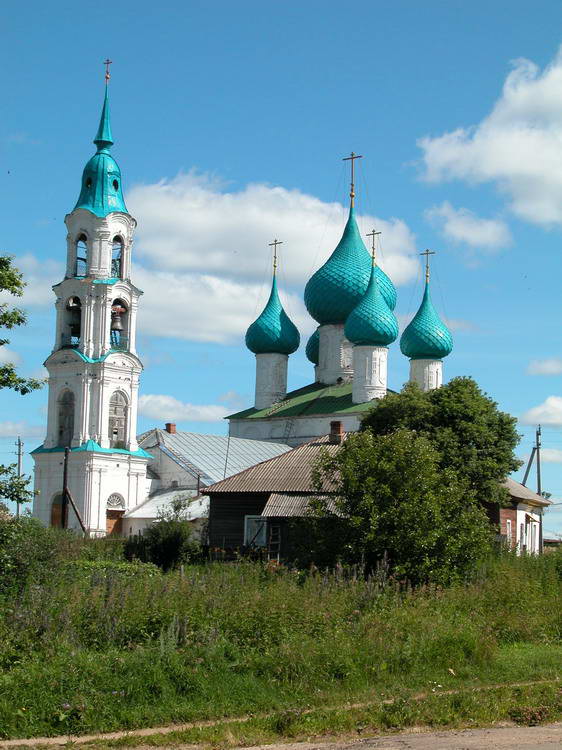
top-left (362, 377), bottom-right (521, 508)
top-left (0, 256), bottom-right (43, 394)
top-left (314, 429), bottom-right (492, 584)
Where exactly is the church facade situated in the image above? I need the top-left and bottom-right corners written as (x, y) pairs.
top-left (32, 80), bottom-right (151, 535)
top-left (228, 167), bottom-right (453, 447)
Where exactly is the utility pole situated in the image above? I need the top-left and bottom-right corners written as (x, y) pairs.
top-left (536, 425), bottom-right (543, 553)
top-left (15, 436), bottom-right (23, 518)
top-left (62, 447), bottom-right (70, 529)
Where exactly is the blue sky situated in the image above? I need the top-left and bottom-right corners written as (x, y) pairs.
top-left (2, 1), bottom-right (562, 534)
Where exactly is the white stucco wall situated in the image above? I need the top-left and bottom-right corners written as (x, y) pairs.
top-left (352, 346), bottom-right (388, 403)
top-left (254, 352), bottom-right (288, 409)
top-left (229, 413), bottom-right (365, 446)
top-left (317, 324), bottom-right (353, 385)
top-left (409, 359), bottom-right (443, 391)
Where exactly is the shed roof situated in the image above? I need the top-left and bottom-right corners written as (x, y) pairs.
top-left (204, 434), bottom-right (342, 494)
top-left (138, 429), bottom-right (291, 485)
top-left (123, 490), bottom-right (208, 520)
top-left (262, 493), bottom-right (338, 517)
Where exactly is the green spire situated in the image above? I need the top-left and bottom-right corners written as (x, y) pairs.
top-left (246, 275), bottom-right (300, 355)
top-left (93, 84), bottom-right (113, 152)
top-left (400, 280), bottom-right (453, 360)
top-left (74, 79), bottom-right (128, 218)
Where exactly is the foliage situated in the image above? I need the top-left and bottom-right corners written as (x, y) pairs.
top-left (0, 255), bottom-right (43, 395)
top-left (63, 558), bottom-right (161, 579)
top-left (124, 495), bottom-right (199, 571)
top-left (362, 377), bottom-right (521, 508)
top-left (311, 429), bottom-right (492, 584)
top-left (0, 464), bottom-right (34, 508)
top-left (0, 554), bottom-right (559, 739)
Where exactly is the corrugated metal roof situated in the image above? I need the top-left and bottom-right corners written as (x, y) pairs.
top-left (262, 493), bottom-right (338, 517)
top-left (124, 490), bottom-right (208, 520)
top-left (139, 430), bottom-right (291, 484)
top-left (204, 434), bottom-right (344, 493)
top-left (503, 477), bottom-right (551, 506)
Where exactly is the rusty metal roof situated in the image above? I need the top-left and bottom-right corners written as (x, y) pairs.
top-left (503, 477), bottom-right (551, 507)
top-left (203, 434), bottom-right (343, 494)
top-left (261, 493), bottom-right (338, 517)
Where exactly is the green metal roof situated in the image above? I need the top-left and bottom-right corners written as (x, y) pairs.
top-left (31, 439), bottom-right (152, 459)
top-left (228, 380), bottom-right (391, 421)
top-left (74, 85), bottom-right (128, 218)
top-left (245, 275), bottom-right (300, 354)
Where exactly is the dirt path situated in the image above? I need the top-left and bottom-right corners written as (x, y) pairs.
top-left (0, 679), bottom-right (559, 749)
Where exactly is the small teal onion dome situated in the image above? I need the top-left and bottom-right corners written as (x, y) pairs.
top-left (400, 282), bottom-right (453, 359)
top-left (304, 206), bottom-right (396, 324)
top-left (246, 276), bottom-right (300, 355)
top-left (74, 86), bottom-right (128, 218)
top-left (344, 264), bottom-right (398, 346)
top-left (306, 329), bottom-right (320, 365)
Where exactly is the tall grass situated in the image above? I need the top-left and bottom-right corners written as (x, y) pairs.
top-left (0, 549), bottom-right (560, 739)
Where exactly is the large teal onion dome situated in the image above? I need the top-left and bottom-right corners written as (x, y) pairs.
top-left (306, 329), bottom-right (320, 365)
top-left (246, 276), bottom-right (300, 355)
top-left (74, 86), bottom-right (128, 217)
top-left (304, 206), bottom-right (396, 324)
top-left (344, 265), bottom-right (398, 346)
top-left (400, 283), bottom-right (453, 359)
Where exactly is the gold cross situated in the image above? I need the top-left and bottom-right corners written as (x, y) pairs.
top-left (420, 249), bottom-right (436, 282)
top-left (366, 228), bottom-right (381, 265)
top-left (269, 238), bottom-right (283, 274)
top-left (343, 151), bottom-right (363, 207)
top-left (104, 58), bottom-right (113, 83)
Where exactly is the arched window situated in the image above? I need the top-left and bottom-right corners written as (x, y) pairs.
top-left (62, 296), bottom-right (81, 348)
top-left (50, 493), bottom-right (64, 528)
top-left (57, 390), bottom-right (75, 447)
top-left (110, 298), bottom-right (129, 350)
top-left (109, 391), bottom-right (128, 448)
top-left (75, 234), bottom-right (88, 276)
top-left (111, 236), bottom-right (124, 278)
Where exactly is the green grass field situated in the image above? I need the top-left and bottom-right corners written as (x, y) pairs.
top-left (0, 545), bottom-right (561, 742)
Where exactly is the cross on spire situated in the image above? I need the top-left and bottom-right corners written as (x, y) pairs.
top-left (420, 248), bottom-right (436, 283)
top-left (343, 151), bottom-right (363, 207)
top-left (104, 58), bottom-right (112, 83)
top-left (366, 228), bottom-right (381, 265)
top-left (269, 238), bottom-right (283, 275)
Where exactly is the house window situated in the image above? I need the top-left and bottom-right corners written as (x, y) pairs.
top-left (506, 519), bottom-right (512, 547)
top-left (75, 234), bottom-right (88, 276)
top-left (57, 390), bottom-right (75, 447)
top-left (111, 236), bottom-right (123, 278)
top-left (244, 515), bottom-right (267, 547)
top-left (108, 391), bottom-right (128, 448)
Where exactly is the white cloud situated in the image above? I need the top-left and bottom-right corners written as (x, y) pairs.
top-left (397, 313), bottom-right (474, 334)
top-left (127, 172), bottom-right (418, 286)
top-left (138, 394), bottom-right (228, 422)
top-left (0, 421), bottom-right (44, 438)
top-left (521, 396), bottom-right (562, 425)
top-left (540, 448), bottom-right (562, 463)
top-left (418, 48), bottom-right (562, 226)
top-left (426, 201), bottom-right (511, 250)
top-left (0, 254), bottom-right (62, 309)
top-left (0, 347), bottom-right (21, 365)
top-left (527, 358), bottom-right (562, 375)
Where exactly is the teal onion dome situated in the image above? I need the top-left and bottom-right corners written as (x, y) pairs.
top-left (344, 264), bottom-right (398, 346)
top-left (246, 276), bottom-right (300, 355)
top-left (400, 283), bottom-right (453, 359)
top-left (304, 206), bottom-right (396, 324)
top-left (74, 86), bottom-right (128, 218)
top-left (306, 329), bottom-right (320, 365)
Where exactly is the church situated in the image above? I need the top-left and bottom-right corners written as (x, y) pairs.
top-left (31, 73), bottom-right (457, 536)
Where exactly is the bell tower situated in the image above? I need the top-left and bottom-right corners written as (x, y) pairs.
top-left (32, 66), bottom-right (150, 536)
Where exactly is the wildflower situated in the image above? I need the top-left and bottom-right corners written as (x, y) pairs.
top-left (62, 703), bottom-right (71, 710)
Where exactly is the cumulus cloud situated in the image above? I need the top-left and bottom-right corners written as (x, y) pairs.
top-left (521, 396), bottom-right (562, 425)
top-left (0, 347), bottom-right (21, 365)
top-left (527, 358), bottom-right (562, 375)
top-left (0, 421), bottom-right (44, 438)
top-left (0, 254), bottom-right (62, 309)
top-left (127, 172), bottom-right (418, 286)
top-left (418, 48), bottom-right (562, 226)
top-left (426, 201), bottom-right (511, 250)
top-left (138, 394), bottom-right (228, 422)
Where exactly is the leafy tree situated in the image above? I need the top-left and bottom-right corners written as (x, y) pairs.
top-left (0, 465), bottom-right (34, 510)
top-left (313, 429), bottom-right (492, 584)
top-left (362, 377), bottom-right (521, 507)
top-left (0, 256), bottom-right (43, 395)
